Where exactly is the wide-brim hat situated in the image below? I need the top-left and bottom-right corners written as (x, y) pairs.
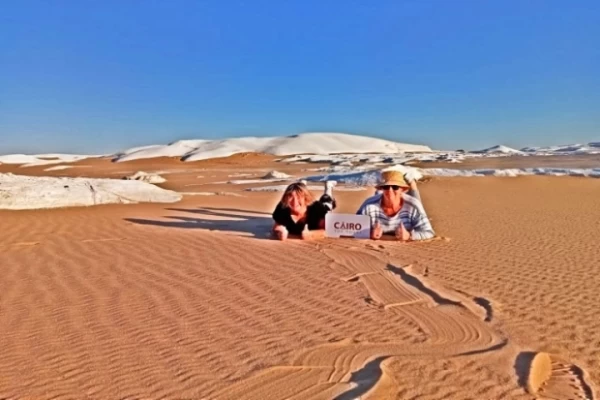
top-left (376, 169), bottom-right (409, 188)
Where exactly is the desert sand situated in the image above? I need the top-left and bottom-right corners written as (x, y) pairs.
top-left (1, 155), bottom-right (599, 399)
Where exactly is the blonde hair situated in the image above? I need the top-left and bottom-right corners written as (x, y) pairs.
top-left (280, 182), bottom-right (315, 208)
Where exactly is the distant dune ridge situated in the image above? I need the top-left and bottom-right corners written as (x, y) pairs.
top-left (1, 133), bottom-right (599, 210)
top-left (0, 153), bottom-right (95, 166)
top-left (1, 133), bottom-right (599, 166)
top-left (471, 145), bottom-right (525, 155)
top-left (111, 132), bottom-right (434, 162)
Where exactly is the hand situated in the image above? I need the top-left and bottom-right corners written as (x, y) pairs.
top-left (395, 223), bottom-right (411, 241)
top-left (371, 221), bottom-right (383, 240)
top-left (274, 225), bottom-right (288, 241)
top-left (301, 225), bottom-right (312, 240)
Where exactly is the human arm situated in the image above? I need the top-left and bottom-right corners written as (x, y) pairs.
top-left (371, 221), bottom-right (383, 240)
top-left (394, 223), bottom-right (411, 241)
top-left (358, 204), bottom-right (383, 240)
top-left (301, 224), bottom-right (326, 240)
top-left (408, 207), bottom-right (435, 240)
top-left (272, 203), bottom-right (289, 240)
top-left (272, 223), bottom-right (288, 240)
top-left (300, 203), bottom-right (330, 240)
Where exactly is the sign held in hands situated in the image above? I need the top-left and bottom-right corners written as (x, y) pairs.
top-left (325, 213), bottom-right (371, 239)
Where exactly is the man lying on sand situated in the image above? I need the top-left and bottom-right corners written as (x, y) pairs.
top-left (271, 180), bottom-right (336, 241)
top-left (357, 169), bottom-right (435, 241)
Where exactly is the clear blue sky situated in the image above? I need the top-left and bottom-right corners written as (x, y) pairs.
top-left (1, 0), bottom-right (599, 154)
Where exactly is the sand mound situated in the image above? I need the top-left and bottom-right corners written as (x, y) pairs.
top-left (522, 352), bottom-right (595, 399)
top-left (112, 132), bottom-right (433, 162)
top-left (472, 145), bottom-right (525, 155)
top-left (0, 153), bottom-right (96, 166)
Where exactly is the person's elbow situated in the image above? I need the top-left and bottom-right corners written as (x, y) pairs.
top-left (418, 229), bottom-right (436, 240)
top-left (410, 224), bottom-right (435, 240)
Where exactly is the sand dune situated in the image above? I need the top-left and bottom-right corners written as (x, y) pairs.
top-left (0, 157), bottom-right (598, 399)
top-left (0, 153), bottom-right (96, 166)
top-left (472, 144), bottom-right (525, 155)
top-left (112, 132), bottom-right (433, 162)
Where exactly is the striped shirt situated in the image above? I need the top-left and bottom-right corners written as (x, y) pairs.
top-left (357, 191), bottom-right (435, 240)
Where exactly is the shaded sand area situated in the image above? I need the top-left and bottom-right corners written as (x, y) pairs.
top-left (1, 157), bottom-right (599, 399)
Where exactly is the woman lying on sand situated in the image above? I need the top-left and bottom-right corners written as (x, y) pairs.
top-left (272, 180), bottom-right (336, 241)
top-left (357, 169), bottom-right (435, 241)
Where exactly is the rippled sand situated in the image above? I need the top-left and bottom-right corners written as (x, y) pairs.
top-left (0, 155), bottom-right (598, 399)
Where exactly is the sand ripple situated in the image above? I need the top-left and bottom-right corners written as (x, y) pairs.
top-left (1, 174), bottom-right (598, 399)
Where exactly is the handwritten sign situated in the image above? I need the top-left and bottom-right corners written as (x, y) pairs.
top-left (325, 213), bottom-right (371, 239)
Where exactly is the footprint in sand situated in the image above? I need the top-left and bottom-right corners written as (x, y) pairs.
top-left (520, 351), bottom-right (595, 400)
top-left (365, 243), bottom-right (386, 251)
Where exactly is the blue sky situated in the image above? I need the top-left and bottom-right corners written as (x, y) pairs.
top-left (1, 0), bottom-right (599, 154)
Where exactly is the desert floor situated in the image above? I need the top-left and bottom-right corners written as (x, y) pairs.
top-left (1, 156), bottom-right (599, 399)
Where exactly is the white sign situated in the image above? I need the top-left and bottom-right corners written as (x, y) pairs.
top-left (325, 213), bottom-right (371, 239)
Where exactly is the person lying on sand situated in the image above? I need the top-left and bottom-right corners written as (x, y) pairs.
top-left (357, 169), bottom-right (435, 241)
top-left (271, 180), bottom-right (337, 241)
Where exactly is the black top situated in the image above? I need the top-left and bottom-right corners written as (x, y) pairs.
top-left (272, 201), bottom-right (329, 235)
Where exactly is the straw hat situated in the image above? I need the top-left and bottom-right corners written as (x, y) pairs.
top-left (377, 169), bottom-right (409, 188)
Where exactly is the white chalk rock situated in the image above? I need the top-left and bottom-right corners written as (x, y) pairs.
top-left (262, 170), bottom-right (292, 179)
top-left (124, 171), bottom-right (167, 184)
top-left (0, 173), bottom-right (181, 210)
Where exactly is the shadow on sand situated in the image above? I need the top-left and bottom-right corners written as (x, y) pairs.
top-left (334, 356), bottom-right (389, 400)
top-left (125, 207), bottom-right (274, 239)
top-left (514, 351), bottom-right (537, 391)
